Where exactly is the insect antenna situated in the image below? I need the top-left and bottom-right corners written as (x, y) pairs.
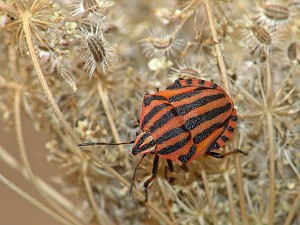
top-left (77, 140), bottom-right (135, 146)
top-left (129, 154), bottom-right (146, 197)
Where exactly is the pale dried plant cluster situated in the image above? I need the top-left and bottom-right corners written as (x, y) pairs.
top-left (0, 0), bottom-right (300, 224)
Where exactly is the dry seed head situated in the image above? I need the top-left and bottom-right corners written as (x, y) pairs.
top-left (140, 26), bottom-right (183, 58)
top-left (243, 24), bottom-right (281, 55)
top-left (80, 25), bottom-right (117, 78)
top-left (70, 0), bottom-right (114, 18)
top-left (254, 0), bottom-right (295, 27)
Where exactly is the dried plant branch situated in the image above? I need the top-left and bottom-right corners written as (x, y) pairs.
top-left (234, 156), bottom-right (248, 225)
top-left (0, 144), bottom-right (81, 217)
top-left (223, 171), bottom-right (236, 225)
top-left (82, 161), bottom-right (108, 225)
top-left (266, 111), bottom-right (275, 225)
top-left (97, 83), bottom-right (131, 169)
top-left (0, 172), bottom-right (75, 225)
top-left (157, 178), bottom-right (178, 225)
top-left (283, 191), bottom-right (300, 225)
top-left (83, 149), bottom-right (174, 225)
top-left (204, 0), bottom-right (230, 95)
top-left (200, 164), bottom-right (218, 225)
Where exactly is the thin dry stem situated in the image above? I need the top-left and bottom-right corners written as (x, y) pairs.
top-left (157, 178), bottom-right (178, 225)
top-left (200, 164), bottom-right (218, 225)
top-left (234, 155), bottom-right (248, 225)
top-left (266, 111), bottom-right (275, 225)
top-left (0, 173), bottom-right (75, 225)
top-left (283, 191), bottom-right (300, 225)
top-left (223, 171), bottom-right (236, 225)
top-left (82, 161), bottom-right (107, 225)
top-left (97, 83), bottom-right (131, 169)
top-left (204, 0), bottom-right (230, 95)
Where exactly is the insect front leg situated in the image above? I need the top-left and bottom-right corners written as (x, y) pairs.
top-left (164, 159), bottom-right (174, 183)
top-left (144, 154), bottom-right (159, 202)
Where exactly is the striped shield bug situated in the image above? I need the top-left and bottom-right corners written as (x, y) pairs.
top-left (79, 78), bottom-right (247, 201)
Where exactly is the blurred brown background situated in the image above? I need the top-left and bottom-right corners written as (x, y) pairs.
top-left (0, 116), bottom-right (59, 225)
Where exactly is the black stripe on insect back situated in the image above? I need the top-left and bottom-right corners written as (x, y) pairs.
top-left (176, 93), bottom-right (226, 115)
top-left (144, 95), bottom-right (168, 107)
top-left (169, 88), bottom-right (203, 102)
top-left (193, 122), bottom-right (222, 144)
top-left (158, 135), bottom-right (191, 155)
top-left (141, 103), bottom-right (172, 129)
top-left (178, 144), bottom-right (197, 163)
top-left (185, 103), bottom-right (232, 131)
top-left (149, 108), bottom-right (180, 133)
top-left (156, 125), bottom-right (190, 144)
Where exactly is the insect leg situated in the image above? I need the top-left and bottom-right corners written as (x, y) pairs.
top-left (164, 159), bottom-right (174, 183)
top-left (144, 154), bottom-right (159, 202)
top-left (206, 149), bottom-right (247, 159)
top-left (129, 154), bottom-right (146, 197)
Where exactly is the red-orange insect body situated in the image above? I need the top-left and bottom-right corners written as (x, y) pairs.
top-left (79, 78), bottom-right (243, 201)
top-left (132, 78), bottom-right (237, 163)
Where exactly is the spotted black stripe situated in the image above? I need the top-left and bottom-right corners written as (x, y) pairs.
top-left (227, 126), bottom-right (234, 133)
top-left (158, 136), bottom-right (191, 155)
top-left (178, 144), bottom-right (197, 163)
top-left (185, 103), bottom-right (232, 130)
top-left (166, 78), bottom-right (184, 90)
top-left (186, 79), bottom-right (193, 85)
top-left (176, 93), bottom-right (226, 116)
top-left (231, 116), bottom-right (237, 121)
top-left (149, 108), bottom-right (180, 133)
top-left (206, 137), bottom-right (221, 153)
top-left (144, 95), bottom-right (167, 107)
top-left (141, 103), bottom-right (172, 129)
top-left (193, 122), bottom-right (221, 144)
top-left (221, 135), bottom-right (229, 142)
top-left (169, 88), bottom-right (203, 102)
top-left (156, 125), bottom-right (190, 144)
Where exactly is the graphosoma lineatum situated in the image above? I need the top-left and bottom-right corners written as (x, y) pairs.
top-left (79, 78), bottom-right (246, 201)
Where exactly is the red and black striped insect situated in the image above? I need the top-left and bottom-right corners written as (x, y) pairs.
top-left (79, 78), bottom-right (246, 201)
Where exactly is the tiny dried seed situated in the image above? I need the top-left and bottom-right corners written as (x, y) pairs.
top-left (263, 4), bottom-right (290, 21)
top-left (287, 42), bottom-right (299, 61)
top-left (87, 36), bottom-right (105, 63)
top-left (152, 37), bottom-right (173, 49)
top-left (251, 25), bottom-right (271, 45)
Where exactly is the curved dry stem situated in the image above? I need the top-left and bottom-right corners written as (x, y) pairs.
top-left (204, 0), bottom-right (230, 95)
top-left (22, 11), bottom-right (82, 153)
top-left (22, 13), bottom-right (172, 223)
top-left (223, 171), bottom-right (236, 225)
top-left (283, 191), bottom-right (300, 225)
top-left (200, 164), bottom-right (218, 225)
top-left (0, 172), bottom-right (75, 225)
top-left (97, 83), bottom-right (131, 169)
top-left (82, 161), bottom-right (108, 225)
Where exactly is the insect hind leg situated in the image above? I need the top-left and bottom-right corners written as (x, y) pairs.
top-left (143, 154), bottom-right (159, 202)
top-left (206, 149), bottom-right (247, 159)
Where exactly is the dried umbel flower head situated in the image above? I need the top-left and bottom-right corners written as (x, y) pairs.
top-left (140, 26), bottom-right (183, 58)
top-left (254, 0), bottom-right (295, 28)
top-left (242, 24), bottom-right (282, 55)
top-left (70, 0), bottom-right (114, 18)
top-left (80, 24), bottom-right (117, 78)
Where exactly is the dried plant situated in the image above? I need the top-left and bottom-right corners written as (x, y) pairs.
top-left (0, 0), bottom-right (299, 225)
